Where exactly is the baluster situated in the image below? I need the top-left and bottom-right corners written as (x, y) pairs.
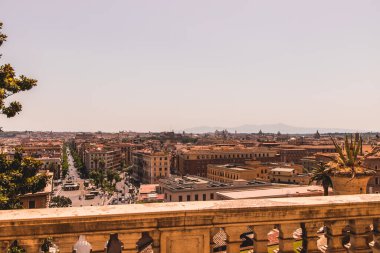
top-left (348, 219), bottom-right (372, 253)
top-left (374, 219), bottom-right (380, 253)
top-left (118, 232), bottom-right (140, 253)
top-left (301, 222), bottom-right (324, 253)
top-left (252, 225), bottom-right (273, 253)
top-left (325, 220), bottom-right (348, 253)
top-left (278, 223), bottom-right (299, 253)
top-left (150, 230), bottom-right (160, 253)
top-left (225, 226), bottom-right (247, 253)
top-left (86, 234), bottom-right (109, 252)
top-left (55, 235), bottom-right (78, 253)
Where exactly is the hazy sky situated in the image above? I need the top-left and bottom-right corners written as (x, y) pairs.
top-left (1, 0), bottom-right (379, 132)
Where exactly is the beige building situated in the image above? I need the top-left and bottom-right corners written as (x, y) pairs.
top-left (19, 172), bottom-right (53, 209)
top-left (216, 185), bottom-right (327, 200)
top-left (270, 167), bottom-right (310, 185)
top-left (364, 155), bottom-right (380, 193)
top-left (177, 145), bottom-right (277, 177)
top-left (132, 150), bottom-right (170, 184)
top-left (158, 175), bottom-right (274, 202)
top-left (207, 161), bottom-right (271, 183)
top-left (84, 145), bottom-right (122, 171)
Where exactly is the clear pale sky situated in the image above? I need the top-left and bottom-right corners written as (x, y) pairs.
top-left (1, 0), bottom-right (379, 132)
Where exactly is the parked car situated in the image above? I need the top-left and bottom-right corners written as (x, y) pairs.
top-left (84, 194), bottom-right (95, 200)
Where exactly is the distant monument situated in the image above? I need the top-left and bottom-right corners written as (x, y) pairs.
top-left (314, 130), bottom-right (321, 139)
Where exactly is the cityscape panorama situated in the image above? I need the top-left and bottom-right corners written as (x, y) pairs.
top-left (0, 1), bottom-right (380, 253)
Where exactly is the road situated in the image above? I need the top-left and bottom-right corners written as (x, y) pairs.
top-left (54, 148), bottom-right (109, 207)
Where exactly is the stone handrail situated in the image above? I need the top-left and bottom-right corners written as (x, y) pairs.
top-left (1, 194), bottom-right (380, 252)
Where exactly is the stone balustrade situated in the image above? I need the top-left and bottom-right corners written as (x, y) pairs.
top-left (1, 194), bottom-right (380, 253)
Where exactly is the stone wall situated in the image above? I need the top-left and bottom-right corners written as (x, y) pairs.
top-left (1, 195), bottom-right (380, 252)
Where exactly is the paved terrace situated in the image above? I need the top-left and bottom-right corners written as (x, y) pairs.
top-left (1, 195), bottom-right (380, 252)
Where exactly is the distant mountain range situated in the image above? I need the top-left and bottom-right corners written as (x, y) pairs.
top-left (183, 123), bottom-right (365, 134)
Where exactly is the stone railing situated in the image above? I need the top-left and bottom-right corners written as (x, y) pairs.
top-left (1, 195), bottom-right (380, 253)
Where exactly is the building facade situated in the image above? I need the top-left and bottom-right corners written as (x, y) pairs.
top-left (132, 150), bottom-right (170, 184)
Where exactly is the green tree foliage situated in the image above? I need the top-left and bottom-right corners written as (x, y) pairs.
top-left (68, 144), bottom-right (88, 178)
top-left (7, 241), bottom-right (25, 253)
top-left (50, 195), bottom-right (72, 208)
top-left (0, 22), bottom-right (37, 126)
top-left (90, 159), bottom-right (121, 194)
top-left (61, 144), bottom-right (69, 178)
top-left (309, 162), bottom-right (333, 196)
top-left (0, 152), bottom-right (50, 209)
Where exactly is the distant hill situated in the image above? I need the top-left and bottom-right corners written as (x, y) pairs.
top-left (183, 123), bottom-right (362, 134)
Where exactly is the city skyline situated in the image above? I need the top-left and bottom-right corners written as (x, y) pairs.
top-left (1, 0), bottom-right (379, 132)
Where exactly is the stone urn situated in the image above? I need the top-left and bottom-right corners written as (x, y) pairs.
top-left (330, 173), bottom-right (373, 195)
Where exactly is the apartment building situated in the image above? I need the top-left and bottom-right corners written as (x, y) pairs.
top-left (177, 145), bottom-right (277, 177)
top-left (19, 141), bottom-right (63, 158)
top-left (207, 161), bottom-right (271, 183)
top-left (277, 145), bottom-right (336, 164)
top-left (132, 150), bottom-right (170, 184)
top-left (270, 167), bottom-right (310, 185)
top-left (364, 155), bottom-right (380, 193)
top-left (84, 145), bottom-right (122, 171)
top-left (158, 175), bottom-right (273, 202)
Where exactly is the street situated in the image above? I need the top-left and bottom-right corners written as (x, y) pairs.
top-left (54, 148), bottom-right (109, 207)
top-left (53, 148), bottom-right (139, 207)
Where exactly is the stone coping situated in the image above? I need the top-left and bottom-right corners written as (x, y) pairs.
top-left (1, 194), bottom-right (380, 222)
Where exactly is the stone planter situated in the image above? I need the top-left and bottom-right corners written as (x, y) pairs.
top-left (330, 175), bottom-right (373, 195)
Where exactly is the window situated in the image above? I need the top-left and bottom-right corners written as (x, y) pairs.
top-left (187, 195), bottom-right (191, 201)
top-left (195, 194), bottom-right (199, 201)
top-left (376, 178), bottom-right (379, 185)
top-left (169, 195), bottom-right (172, 201)
top-left (210, 193), bottom-right (214, 200)
top-left (179, 196), bottom-right (183, 202)
top-left (203, 194), bottom-right (206, 201)
top-left (29, 200), bottom-right (36, 209)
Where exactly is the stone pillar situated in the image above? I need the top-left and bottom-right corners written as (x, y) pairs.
top-left (278, 223), bottom-right (299, 253)
top-left (373, 219), bottom-right (380, 253)
top-left (86, 234), bottom-right (109, 252)
top-left (348, 219), bottom-right (372, 253)
top-left (54, 235), bottom-right (78, 253)
top-left (325, 220), bottom-right (348, 253)
top-left (225, 226), bottom-right (246, 253)
top-left (301, 222), bottom-right (324, 253)
top-left (253, 225), bottom-right (273, 253)
top-left (160, 228), bottom-right (210, 253)
top-left (150, 230), bottom-right (161, 253)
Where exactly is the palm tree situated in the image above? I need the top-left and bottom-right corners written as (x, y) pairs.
top-left (309, 162), bottom-right (333, 196)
